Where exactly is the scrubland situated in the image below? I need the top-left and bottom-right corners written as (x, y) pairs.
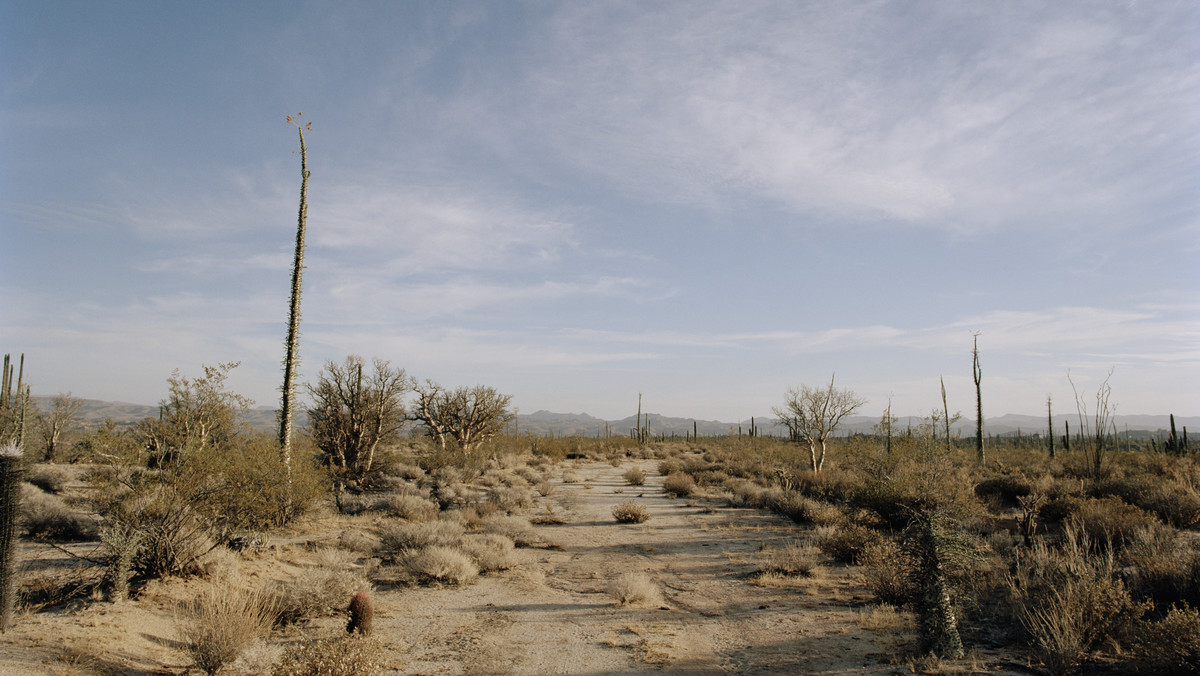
top-left (2, 432), bottom-right (1198, 675)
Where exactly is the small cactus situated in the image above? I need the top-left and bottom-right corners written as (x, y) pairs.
top-left (347, 590), bottom-right (373, 636)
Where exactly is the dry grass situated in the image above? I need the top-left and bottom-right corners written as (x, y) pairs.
top-left (612, 502), bottom-right (652, 524)
top-left (382, 493), bottom-right (438, 521)
top-left (179, 583), bottom-right (276, 675)
top-left (858, 603), bottom-right (913, 634)
top-left (479, 514), bottom-right (542, 548)
top-left (608, 572), bottom-right (665, 607)
top-left (815, 522), bottom-right (881, 565)
top-left (757, 541), bottom-right (823, 578)
top-left (274, 550), bottom-right (369, 625)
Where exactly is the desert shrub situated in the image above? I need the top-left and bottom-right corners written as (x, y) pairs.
top-left (272, 634), bottom-right (381, 676)
top-left (657, 459), bottom-right (683, 476)
top-left (974, 473), bottom-right (1032, 509)
top-left (179, 583), bottom-right (276, 675)
top-left (1093, 475), bottom-right (1200, 529)
top-left (479, 515), bottom-right (541, 548)
top-left (382, 493), bottom-right (438, 521)
top-left (561, 469), bottom-right (582, 484)
top-left (771, 492), bottom-right (842, 527)
top-left (612, 502), bottom-right (651, 524)
top-left (376, 520), bottom-right (464, 554)
top-left (1009, 525), bottom-right (1145, 674)
top-left (27, 467), bottom-right (67, 494)
top-left (816, 522), bottom-right (881, 565)
top-left (860, 539), bottom-right (915, 606)
top-left (487, 484), bottom-right (534, 513)
top-left (1120, 524), bottom-right (1200, 607)
top-left (1072, 497), bottom-right (1156, 551)
top-left (662, 472), bottom-right (696, 498)
top-left (273, 555), bottom-right (369, 625)
top-left (623, 467), bottom-right (647, 486)
top-left (758, 541), bottom-right (822, 578)
top-left (400, 545), bottom-right (478, 585)
top-left (1038, 495), bottom-right (1082, 524)
top-left (608, 572), bottom-right (664, 607)
top-left (1131, 604), bottom-right (1200, 674)
top-left (100, 523), bottom-right (142, 602)
top-left (19, 485), bottom-right (97, 541)
top-left (458, 533), bottom-right (522, 572)
top-left (391, 463), bottom-right (426, 481)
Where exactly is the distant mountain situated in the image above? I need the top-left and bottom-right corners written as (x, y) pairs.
top-left (31, 396), bottom-right (1197, 440)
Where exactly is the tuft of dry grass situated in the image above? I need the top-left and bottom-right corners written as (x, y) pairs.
top-left (858, 603), bottom-right (914, 634)
top-left (382, 493), bottom-right (438, 521)
top-left (179, 583), bottom-right (276, 675)
top-left (608, 572), bottom-right (665, 607)
top-left (612, 502), bottom-right (652, 524)
top-left (273, 551), bottom-right (368, 625)
top-left (479, 515), bottom-right (542, 548)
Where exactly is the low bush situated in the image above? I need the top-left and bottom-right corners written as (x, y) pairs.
top-left (859, 539), bottom-right (915, 606)
top-left (612, 502), bottom-right (651, 524)
top-left (662, 472), bottom-right (696, 498)
top-left (974, 473), bottom-right (1032, 509)
top-left (272, 634), bottom-right (381, 676)
top-left (758, 541), bottom-right (822, 578)
top-left (623, 467), bottom-right (647, 486)
top-left (487, 485), bottom-right (534, 513)
top-left (1131, 604), bottom-right (1200, 674)
top-left (1073, 497), bottom-right (1156, 551)
top-left (179, 583), bottom-right (276, 675)
top-left (458, 533), bottom-right (522, 572)
top-left (273, 559), bottom-right (369, 626)
top-left (400, 545), bottom-right (478, 585)
top-left (816, 522), bottom-right (881, 565)
top-left (382, 493), bottom-right (438, 521)
top-left (771, 492), bottom-right (842, 527)
top-left (608, 572), bottom-right (664, 607)
top-left (657, 459), bottom-right (683, 476)
top-left (19, 485), bottom-right (97, 541)
top-left (27, 467), bottom-right (68, 494)
top-left (376, 520), bottom-right (464, 554)
top-left (479, 515), bottom-right (542, 548)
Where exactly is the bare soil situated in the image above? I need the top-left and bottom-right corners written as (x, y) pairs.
top-left (1, 459), bottom-right (1026, 674)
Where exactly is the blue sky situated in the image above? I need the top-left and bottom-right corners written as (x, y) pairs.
top-left (2, 1), bottom-right (1197, 421)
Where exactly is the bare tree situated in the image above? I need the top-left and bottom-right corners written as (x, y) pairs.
top-left (306, 356), bottom-right (413, 482)
top-left (772, 374), bottom-right (867, 472)
top-left (1068, 368), bottom-right (1117, 477)
top-left (140, 362), bottom-right (252, 464)
top-left (412, 382), bottom-right (513, 453)
top-left (38, 393), bottom-right (82, 461)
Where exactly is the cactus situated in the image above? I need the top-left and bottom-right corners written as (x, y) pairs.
top-left (1, 443), bottom-right (22, 632)
top-left (100, 524), bottom-right (143, 602)
top-left (904, 510), bottom-right (972, 659)
top-left (347, 590), bottom-right (374, 636)
top-left (973, 333), bottom-right (984, 463)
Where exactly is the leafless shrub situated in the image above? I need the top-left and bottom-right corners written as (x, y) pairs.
top-left (561, 469), bottom-right (582, 484)
top-left (179, 583), bottom-right (276, 675)
top-left (272, 634), bottom-right (381, 676)
top-left (19, 485), bottom-right (97, 541)
top-left (771, 492), bottom-right (843, 527)
top-left (623, 467), bottom-right (647, 486)
top-left (27, 467), bottom-right (68, 494)
top-left (859, 539), bottom-right (915, 606)
top-left (612, 502), bottom-right (651, 524)
top-left (487, 484), bottom-right (534, 513)
top-left (657, 459), bottom-right (683, 476)
top-left (608, 572), bottom-right (664, 607)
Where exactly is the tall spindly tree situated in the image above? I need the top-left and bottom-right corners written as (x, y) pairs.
top-left (773, 374), bottom-right (866, 472)
top-left (278, 112), bottom-right (312, 480)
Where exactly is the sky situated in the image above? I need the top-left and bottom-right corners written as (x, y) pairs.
top-left (2, 1), bottom-right (1197, 422)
